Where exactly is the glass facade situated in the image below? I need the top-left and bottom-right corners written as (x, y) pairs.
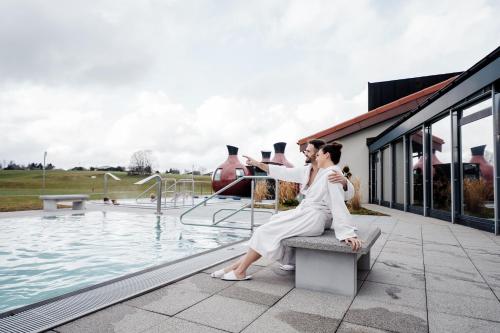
top-left (382, 146), bottom-right (392, 204)
top-left (369, 78), bottom-right (499, 233)
top-left (431, 115), bottom-right (452, 213)
top-left (394, 139), bottom-right (405, 205)
top-left (460, 99), bottom-right (494, 223)
top-left (409, 129), bottom-right (424, 208)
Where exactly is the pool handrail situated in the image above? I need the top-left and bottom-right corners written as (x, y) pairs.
top-left (134, 174), bottom-right (163, 214)
top-left (180, 175), bottom-right (279, 231)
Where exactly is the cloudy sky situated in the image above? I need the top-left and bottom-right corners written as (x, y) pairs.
top-left (0, 0), bottom-right (498, 171)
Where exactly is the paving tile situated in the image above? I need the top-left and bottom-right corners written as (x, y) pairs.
top-left (358, 269), bottom-right (370, 281)
top-left (124, 285), bottom-right (211, 315)
top-left (482, 271), bottom-right (500, 288)
top-left (274, 288), bottom-right (352, 319)
top-left (356, 281), bottom-right (426, 310)
top-left (176, 294), bottom-right (268, 333)
top-left (242, 306), bottom-right (341, 333)
top-left (366, 266), bottom-right (425, 289)
top-left (336, 322), bottom-right (391, 333)
top-left (426, 273), bottom-right (496, 299)
top-left (345, 298), bottom-right (427, 333)
top-left (251, 266), bottom-right (295, 286)
top-left (423, 253), bottom-right (475, 268)
top-left (141, 317), bottom-right (225, 333)
top-left (55, 304), bottom-right (167, 333)
top-left (371, 260), bottom-right (423, 275)
top-left (376, 253), bottom-right (424, 267)
top-left (173, 273), bottom-right (234, 294)
top-left (202, 258), bottom-right (264, 276)
top-left (427, 290), bottom-right (500, 322)
top-left (424, 263), bottom-right (483, 283)
top-left (218, 278), bottom-right (293, 306)
top-left (428, 311), bottom-right (500, 333)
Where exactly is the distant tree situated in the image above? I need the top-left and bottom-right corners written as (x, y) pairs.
top-left (70, 166), bottom-right (88, 171)
top-left (128, 150), bottom-right (154, 175)
top-left (166, 168), bottom-right (180, 174)
top-left (5, 161), bottom-right (24, 170)
top-left (46, 163), bottom-right (55, 170)
top-left (28, 162), bottom-right (43, 170)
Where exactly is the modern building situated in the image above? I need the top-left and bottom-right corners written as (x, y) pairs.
top-left (298, 46), bottom-right (500, 234)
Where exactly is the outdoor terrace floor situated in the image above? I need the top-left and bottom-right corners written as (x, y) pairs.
top-left (46, 204), bottom-right (500, 333)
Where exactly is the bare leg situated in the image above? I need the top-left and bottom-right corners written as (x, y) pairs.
top-left (223, 257), bottom-right (243, 273)
top-left (233, 248), bottom-right (261, 279)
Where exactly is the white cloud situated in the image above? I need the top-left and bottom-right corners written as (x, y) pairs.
top-left (0, 0), bottom-right (498, 172)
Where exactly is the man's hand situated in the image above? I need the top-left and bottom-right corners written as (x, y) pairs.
top-left (242, 155), bottom-right (258, 166)
top-left (328, 171), bottom-right (348, 190)
top-left (345, 237), bottom-right (362, 251)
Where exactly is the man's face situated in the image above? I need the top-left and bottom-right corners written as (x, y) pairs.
top-left (303, 144), bottom-right (318, 163)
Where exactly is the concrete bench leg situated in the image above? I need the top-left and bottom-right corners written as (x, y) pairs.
top-left (72, 201), bottom-right (85, 210)
top-left (43, 200), bottom-right (58, 211)
top-left (295, 248), bottom-right (357, 297)
top-left (358, 251), bottom-right (370, 270)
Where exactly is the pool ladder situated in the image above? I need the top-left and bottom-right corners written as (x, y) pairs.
top-left (179, 176), bottom-right (280, 231)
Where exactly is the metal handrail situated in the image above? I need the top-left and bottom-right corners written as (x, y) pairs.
top-left (179, 175), bottom-right (278, 231)
top-left (135, 182), bottom-right (158, 203)
top-left (212, 207), bottom-right (274, 225)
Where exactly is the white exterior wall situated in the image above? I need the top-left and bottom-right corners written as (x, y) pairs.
top-left (335, 117), bottom-right (404, 203)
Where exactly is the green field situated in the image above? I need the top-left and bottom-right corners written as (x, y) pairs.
top-left (0, 170), bottom-right (213, 212)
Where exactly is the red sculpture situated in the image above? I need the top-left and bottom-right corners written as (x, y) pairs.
top-left (271, 142), bottom-right (294, 168)
top-left (469, 145), bottom-right (493, 182)
top-left (261, 151), bottom-right (271, 162)
top-left (211, 145), bottom-right (252, 196)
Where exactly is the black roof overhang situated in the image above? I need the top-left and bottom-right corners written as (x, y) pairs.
top-left (368, 47), bottom-right (500, 153)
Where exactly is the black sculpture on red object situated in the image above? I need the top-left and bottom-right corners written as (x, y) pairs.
top-left (211, 145), bottom-right (252, 196)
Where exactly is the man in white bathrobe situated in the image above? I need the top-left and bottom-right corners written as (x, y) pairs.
top-left (245, 139), bottom-right (355, 270)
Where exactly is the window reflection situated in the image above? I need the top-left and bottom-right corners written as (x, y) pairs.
top-left (431, 116), bottom-right (452, 212)
top-left (410, 130), bottom-right (424, 207)
top-left (382, 147), bottom-right (391, 203)
top-left (373, 151), bottom-right (381, 201)
top-left (394, 140), bottom-right (404, 205)
top-left (461, 99), bottom-right (494, 220)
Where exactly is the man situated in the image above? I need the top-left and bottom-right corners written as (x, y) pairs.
top-left (243, 139), bottom-right (354, 270)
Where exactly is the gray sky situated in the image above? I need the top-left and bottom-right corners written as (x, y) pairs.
top-left (0, 0), bottom-right (499, 171)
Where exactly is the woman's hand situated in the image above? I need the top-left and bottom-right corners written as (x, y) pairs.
top-left (345, 237), bottom-right (362, 251)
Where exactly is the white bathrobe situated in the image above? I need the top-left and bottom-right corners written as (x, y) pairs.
top-left (270, 163), bottom-right (355, 200)
top-left (248, 165), bottom-right (357, 261)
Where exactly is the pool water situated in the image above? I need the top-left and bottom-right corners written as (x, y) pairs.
top-left (0, 211), bottom-right (249, 313)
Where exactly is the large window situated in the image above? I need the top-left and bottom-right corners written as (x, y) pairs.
top-left (460, 99), bottom-right (494, 221)
top-left (431, 115), bottom-right (452, 212)
top-left (410, 130), bottom-right (424, 207)
top-left (394, 139), bottom-right (405, 205)
top-left (374, 151), bottom-right (381, 202)
top-left (382, 146), bottom-right (392, 204)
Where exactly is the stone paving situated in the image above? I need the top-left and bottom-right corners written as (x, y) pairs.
top-left (48, 205), bottom-right (500, 333)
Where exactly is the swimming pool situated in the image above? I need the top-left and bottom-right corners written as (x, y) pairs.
top-left (0, 211), bottom-right (250, 314)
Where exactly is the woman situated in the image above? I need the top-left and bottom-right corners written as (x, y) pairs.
top-left (212, 143), bottom-right (362, 281)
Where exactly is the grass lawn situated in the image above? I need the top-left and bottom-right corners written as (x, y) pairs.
top-left (0, 170), bottom-right (213, 212)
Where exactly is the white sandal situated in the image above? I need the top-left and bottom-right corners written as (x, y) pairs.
top-left (221, 270), bottom-right (252, 281)
top-left (210, 269), bottom-right (226, 278)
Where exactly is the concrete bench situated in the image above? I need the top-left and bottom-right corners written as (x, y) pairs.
top-left (282, 226), bottom-right (381, 297)
top-left (39, 194), bottom-right (90, 211)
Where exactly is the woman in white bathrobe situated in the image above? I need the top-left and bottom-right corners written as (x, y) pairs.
top-left (214, 143), bottom-right (362, 281)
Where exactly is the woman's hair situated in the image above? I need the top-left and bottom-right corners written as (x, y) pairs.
top-left (320, 142), bottom-right (343, 164)
top-left (308, 139), bottom-right (326, 151)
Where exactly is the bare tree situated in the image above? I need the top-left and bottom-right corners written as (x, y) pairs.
top-left (129, 150), bottom-right (154, 175)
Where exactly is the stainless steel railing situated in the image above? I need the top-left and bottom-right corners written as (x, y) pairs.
top-left (179, 175), bottom-right (279, 231)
